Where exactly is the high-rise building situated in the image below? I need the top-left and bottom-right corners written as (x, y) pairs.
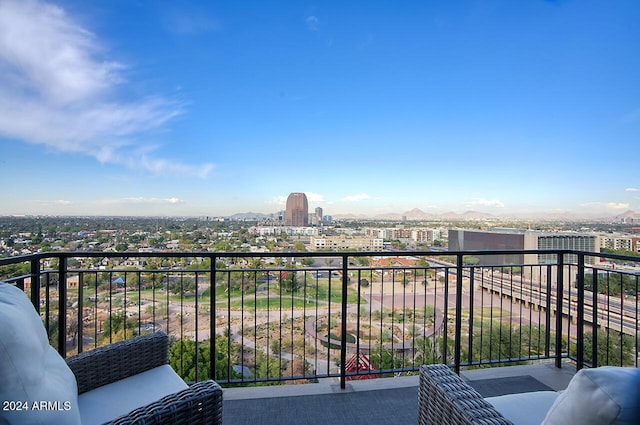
top-left (285, 192), bottom-right (309, 227)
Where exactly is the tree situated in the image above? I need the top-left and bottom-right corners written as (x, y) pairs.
top-left (254, 349), bottom-right (282, 384)
top-left (169, 339), bottom-right (211, 382)
top-left (301, 257), bottom-right (315, 267)
top-left (279, 271), bottom-right (300, 293)
top-left (369, 344), bottom-right (405, 371)
top-left (169, 336), bottom-right (241, 382)
top-left (100, 311), bottom-right (137, 345)
top-left (583, 272), bottom-right (637, 296)
top-left (572, 329), bottom-right (635, 367)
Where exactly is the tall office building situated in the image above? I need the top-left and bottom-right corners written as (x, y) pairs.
top-left (285, 192), bottom-right (309, 226)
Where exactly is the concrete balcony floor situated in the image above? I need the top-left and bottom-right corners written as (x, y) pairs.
top-left (222, 362), bottom-right (576, 425)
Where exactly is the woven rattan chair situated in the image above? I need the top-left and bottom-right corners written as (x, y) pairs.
top-left (419, 364), bottom-right (640, 425)
top-left (418, 365), bottom-right (513, 425)
top-left (67, 331), bottom-right (223, 425)
top-left (0, 282), bottom-right (222, 425)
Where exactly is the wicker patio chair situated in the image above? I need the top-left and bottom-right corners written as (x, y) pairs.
top-left (67, 331), bottom-right (223, 425)
top-left (418, 365), bottom-right (513, 425)
top-left (0, 282), bottom-right (222, 425)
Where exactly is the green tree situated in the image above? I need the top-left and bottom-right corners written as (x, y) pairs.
top-left (369, 344), bottom-right (405, 371)
top-left (279, 271), bottom-right (300, 293)
top-left (100, 311), bottom-right (137, 344)
top-left (301, 257), bottom-right (315, 267)
top-left (169, 336), bottom-right (241, 382)
top-left (254, 350), bottom-right (282, 383)
top-left (169, 339), bottom-right (211, 382)
top-left (583, 272), bottom-right (637, 296)
top-left (572, 329), bottom-right (635, 367)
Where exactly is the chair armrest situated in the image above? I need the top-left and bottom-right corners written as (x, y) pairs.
top-left (102, 380), bottom-right (223, 425)
top-left (418, 365), bottom-right (513, 425)
top-left (67, 331), bottom-right (169, 394)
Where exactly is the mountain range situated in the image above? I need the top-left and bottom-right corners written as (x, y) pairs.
top-left (231, 209), bottom-right (640, 223)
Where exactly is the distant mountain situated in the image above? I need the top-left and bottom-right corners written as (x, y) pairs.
top-left (404, 208), bottom-right (437, 219)
top-left (614, 210), bottom-right (640, 222)
top-left (227, 209), bottom-right (638, 223)
top-left (230, 212), bottom-right (270, 220)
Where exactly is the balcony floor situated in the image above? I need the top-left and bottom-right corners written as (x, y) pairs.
top-left (222, 362), bottom-right (576, 425)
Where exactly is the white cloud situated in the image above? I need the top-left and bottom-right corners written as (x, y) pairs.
top-left (466, 198), bottom-right (505, 208)
top-left (581, 202), bottom-right (630, 210)
top-left (266, 196), bottom-right (287, 206)
top-left (305, 192), bottom-right (326, 203)
top-left (625, 188), bottom-right (639, 192)
top-left (305, 16), bottom-right (320, 32)
top-left (266, 193), bottom-right (326, 206)
top-left (99, 197), bottom-right (185, 205)
top-left (0, 0), bottom-right (213, 178)
top-left (344, 193), bottom-right (370, 202)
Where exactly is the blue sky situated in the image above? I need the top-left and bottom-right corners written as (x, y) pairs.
top-left (0, 0), bottom-right (638, 217)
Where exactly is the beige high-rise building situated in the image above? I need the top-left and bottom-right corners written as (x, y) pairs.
top-left (285, 192), bottom-right (308, 227)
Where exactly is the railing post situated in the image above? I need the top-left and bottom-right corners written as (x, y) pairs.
top-left (454, 254), bottom-right (464, 374)
top-left (77, 272), bottom-right (84, 354)
top-left (545, 265), bottom-right (552, 358)
top-left (555, 252), bottom-right (564, 368)
top-left (576, 253), bottom-right (585, 370)
top-left (210, 255), bottom-right (217, 381)
top-left (340, 254), bottom-right (349, 389)
top-left (592, 270), bottom-right (598, 368)
top-left (467, 266), bottom-right (474, 366)
top-left (58, 256), bottom-right (67, 358)
top-left (30, 257), bottom-right (40, 311)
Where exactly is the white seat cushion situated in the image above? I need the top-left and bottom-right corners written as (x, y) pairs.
top-left (486, 391), bottom-right (559, 425)
top-left (77, 364), bottom-right (188, 425)
top-left (542, 366), bottom-right (640, 425)
top-left (0, 283), bottom-right (81, 425)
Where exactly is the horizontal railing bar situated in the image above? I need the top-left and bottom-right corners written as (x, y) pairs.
top-left (1, 249), bottom-right (637, 385)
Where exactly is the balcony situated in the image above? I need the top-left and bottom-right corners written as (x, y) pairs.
top-left (1, 249), bottom-right (638, 423)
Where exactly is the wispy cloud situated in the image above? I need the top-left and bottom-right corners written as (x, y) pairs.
top-left (266, 196), bottom-right (287, 206)
top-left (0, 0), bottom-right (213, 178)
top-left (305, 192), bottom-right (326, 203)
top-left (161, 4), bottom-right (220, 36)
top-left (99, 197), bottom-right (185, 205)
top-left (344, 193), bottom-right (370, 202)
top-left (267, 192), bottom-right (327, 206)
top-left (305, 15), bottom-right (320, 32)
top-left (581, 202), bottom-right (630, 210)
top-left (625, 188), bottom-right (639, 192)
top-left (622, 109), bottom-right (640, 124)
top-left (466, 198), bottom-right (505, 208)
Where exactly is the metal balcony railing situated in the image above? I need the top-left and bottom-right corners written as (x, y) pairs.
top-left (1, 250), bottom-right (638, 388)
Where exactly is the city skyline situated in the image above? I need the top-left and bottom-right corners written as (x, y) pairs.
top-left (1, 0), bottom-right (639, 217)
